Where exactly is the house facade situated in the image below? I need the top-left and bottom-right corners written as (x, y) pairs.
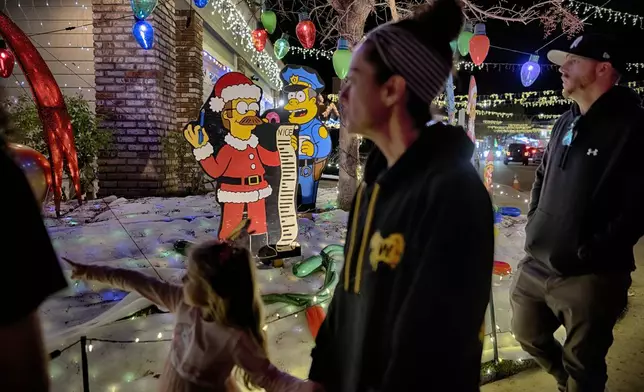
top-left (1, 0), bottom-right (283, 197)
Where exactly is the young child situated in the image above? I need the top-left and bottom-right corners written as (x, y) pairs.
top-left (64, 220), bottom-right (320, 392)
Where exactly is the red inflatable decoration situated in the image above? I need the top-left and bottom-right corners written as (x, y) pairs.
top-left (0, 12), bottom-right (82, 215)
top-left (305, 305), bottom-right (326, 338)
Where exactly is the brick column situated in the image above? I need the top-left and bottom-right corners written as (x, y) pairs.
top-left (175, 9), bottom-right (204, 130)
top-left (93, 0), bottom-right (177, 197)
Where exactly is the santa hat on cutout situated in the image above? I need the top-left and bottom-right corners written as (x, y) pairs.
top-left (209, 72), bottom-right (262, 112)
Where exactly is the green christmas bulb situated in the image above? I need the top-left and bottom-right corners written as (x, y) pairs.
top-left (457, 22), bottom-right (474, 56)
top-left (333, 38), bottom-right (352, 80)
top-left (261, 9), bottom-right (277, 34)
top-left (450, 40), bottom-right (457, 53)
top-left (274, 35), bottom-right (290, 59)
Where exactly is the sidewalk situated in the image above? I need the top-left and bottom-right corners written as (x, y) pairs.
top-left (482, 240), bottom-right (644, 392)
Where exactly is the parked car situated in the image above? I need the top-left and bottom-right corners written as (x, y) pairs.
top-left (503, 143), bottom-right (530, 166)
top-left (532, 147), bottom-right (545, 165)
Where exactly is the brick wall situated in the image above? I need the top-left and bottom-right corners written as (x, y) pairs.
top-left (93, 0), bottom-right (177, 197)
top-left (175, 9), bottom-right (204, 130)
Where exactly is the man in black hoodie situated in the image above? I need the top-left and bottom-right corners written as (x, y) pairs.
top-left (512, 34), bottom-right (642, 392)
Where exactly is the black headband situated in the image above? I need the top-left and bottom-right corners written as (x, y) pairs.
top-left (367, 25), bottom-right (452, 104)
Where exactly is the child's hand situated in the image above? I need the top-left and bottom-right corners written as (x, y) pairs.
top-left (62, 257), bottom-right (88, 280)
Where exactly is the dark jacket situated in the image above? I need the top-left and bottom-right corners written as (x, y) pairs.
top-left (309, 123), bottom-right (494, 392)
top-left (525, 86), bottom-right (644, 276)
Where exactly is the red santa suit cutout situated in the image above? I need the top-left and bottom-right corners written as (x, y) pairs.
top-left (184, 73), bottom-right (291, 239)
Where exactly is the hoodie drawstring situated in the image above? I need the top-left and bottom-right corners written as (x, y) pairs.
top-left (353, 184), bottom-right (380, 294)
top-left (342, 183), bottom-right (381, 294)
top-left (344, 183), bottom-right (365, 291)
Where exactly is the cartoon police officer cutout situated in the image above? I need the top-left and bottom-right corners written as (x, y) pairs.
top-left (183, 72), bottom-right (298, 242)
top-left (280, 65), bottom-right (332, 212)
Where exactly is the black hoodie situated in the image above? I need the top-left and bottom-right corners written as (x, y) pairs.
top-left (525, 86), bottom-right (644, 276)
top-left (309, 123), bottom-right (494, 392)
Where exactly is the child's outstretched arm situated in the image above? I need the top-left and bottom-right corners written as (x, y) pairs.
top-left (231, 332), bottom-right (322, 392)
top-left (64, 258), bottom-right (183, 313)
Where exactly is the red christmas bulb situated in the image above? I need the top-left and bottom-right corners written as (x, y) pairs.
top-left (0, 46), bottom-right (15, 78)
top-left (251, 27), bottom-right (268, 52)
top-left (296, 13), bottom-right (316, 49)
top-left (469, 23), bottom-right (490, 66)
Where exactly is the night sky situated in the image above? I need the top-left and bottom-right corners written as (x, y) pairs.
top-left (264, 0), bottom-right (644, 117)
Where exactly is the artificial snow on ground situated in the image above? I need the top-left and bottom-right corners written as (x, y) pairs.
top-left (41, 184), bottom-right (541, 391)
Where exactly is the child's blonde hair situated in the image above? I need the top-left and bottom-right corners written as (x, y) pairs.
top-left (188, 221), bottom-right (267, 390)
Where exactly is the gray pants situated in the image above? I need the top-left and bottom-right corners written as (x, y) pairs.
top-left (510, 258), bottom-right (631, 392)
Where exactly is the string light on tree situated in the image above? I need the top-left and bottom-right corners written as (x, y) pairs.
top-left (274, 34), bottom-right (290, 59)
top-left (296, 12), bottom-right (316, 49)
top-left (289, 46), bottom-right (331, 60)
top-left (469, 23), bottom-right (490, 66)
top-left (566, 0), bottom-right (644, 28)
top-left (521, 55), bottom-right (541, 87)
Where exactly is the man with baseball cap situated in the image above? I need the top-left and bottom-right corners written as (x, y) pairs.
top-left (511, 33), bottom-right (644, 392)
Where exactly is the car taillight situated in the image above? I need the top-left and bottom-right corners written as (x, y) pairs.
top-left (524, 152), bottom-right (529, 156)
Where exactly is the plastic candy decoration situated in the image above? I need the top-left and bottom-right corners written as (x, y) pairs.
top-left (0, 40), bottom-right (15, 78)
top-left (132, 20), bottom-right (154, 49)
top-left (0, 12), bottom-right (82, 215)
top-left (7, 143), bottom-right (52, 206)
top-left (521, 54), bottom-right (541, 87)
top-left (457, 22), bottom-right (473, 56)
top-left (193, 0), bottom-right (208, 8)
top-left (260, 9), bottom-right (277, 34)
top-left (493, 261), bottom-right (512, 276)
top-left (130, 0), bottom-right (158, 19)
top-left (251, 26), bottom-right (268, 52)
top-left (498, 206), bottom-right (521, 217)
top-left (306, 305), bottom-right (326, 338)
top-left (469, 23), bottom-right (490, 66)
top-left (332, 37), bottom-right (351, 80)
top-left (274, 34), bottom-right (290, 59)
top-left (296, 12), bottom-right (316, 49)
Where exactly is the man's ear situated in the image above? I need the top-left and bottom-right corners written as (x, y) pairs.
top-left (381, 75), bottom-right (407, 107)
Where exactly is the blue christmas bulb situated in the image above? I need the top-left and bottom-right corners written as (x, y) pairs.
top-left (521, 55), bottom-right (541, 87)
top-left (132, 20), bottom-right (154, 50)
top-left (193, 0), bottom-right (208, 8)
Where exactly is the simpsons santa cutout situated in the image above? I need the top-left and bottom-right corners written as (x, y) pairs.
top-left (183, 72), bottom-right (297, 241)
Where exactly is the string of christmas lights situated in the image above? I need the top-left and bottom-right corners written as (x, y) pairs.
top-left (567, 0), bottom-right (644, 28)
top-left (208, 0), bottom-right (282, 88)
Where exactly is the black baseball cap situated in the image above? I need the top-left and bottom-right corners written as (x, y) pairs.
top-left (547, 34), bottom-right (625, 74)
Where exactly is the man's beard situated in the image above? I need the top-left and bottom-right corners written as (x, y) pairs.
top-left (563, 74), bottom-right (596, 99)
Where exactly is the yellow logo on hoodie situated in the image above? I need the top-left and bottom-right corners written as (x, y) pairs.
top-left (369, 232), bottom-right (405, 271)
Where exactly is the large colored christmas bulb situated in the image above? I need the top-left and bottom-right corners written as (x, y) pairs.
top-left (261, 9), bottom-right (277, 34)
top-left (469, 23), bottom-right (490, 66)
top-left (296, 12), bottom-right (316, 49)
top-left (274, 34), bottom-right (290, 59)
top-left (521, 55), bottom-right (541, 87)
top-left (332, 37), bottom-right (351, 79)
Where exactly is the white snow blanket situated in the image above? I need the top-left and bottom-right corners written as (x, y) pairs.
top-left (41, 184), bottom-right (546, 391)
